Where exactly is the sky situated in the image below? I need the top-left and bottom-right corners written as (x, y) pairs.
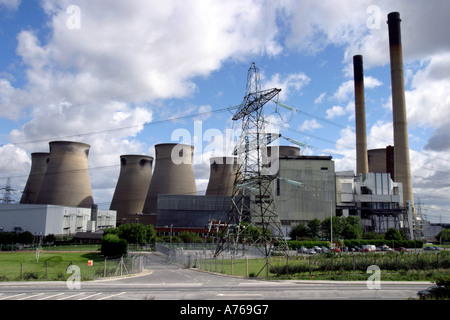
top-left (0, 0), bottom-right (449, 223)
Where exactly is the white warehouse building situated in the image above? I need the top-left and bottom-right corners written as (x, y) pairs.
top-left (0, 204), bottom-right (116, 237)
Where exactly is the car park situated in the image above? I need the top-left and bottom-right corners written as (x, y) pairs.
top-left (297, 247), bottom-right (308, 254)
top-left (313, 246), bottom-right (322, 253)
top-left (321, 246), bottom-right (329, 253)
top-left (307, 248), bottom-right (316, 254)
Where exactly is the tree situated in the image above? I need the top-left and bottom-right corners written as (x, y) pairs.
top-left (306, 219), bottom-right (321, 239)
top-left (17, 231), bottom-right (34, 244)
top-left (289, 222), bottom-right (308, 240)
top-left (385, 228), bottom-right (403, 241)
top-left (101, 234), bottom-right (127, 257)
top-left (145, 224), bottom-right (156, 244)
top-left (179, 231), bottom-right (202, 243)
top-left (320, 216), bottom-right (346, 240)
top-left (342, 216), bottom-right (363, 239)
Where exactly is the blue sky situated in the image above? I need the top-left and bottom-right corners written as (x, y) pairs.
top-left (1, 0), bottom-right (449, 223)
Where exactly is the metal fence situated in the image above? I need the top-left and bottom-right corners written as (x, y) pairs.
top-left (155, 242), bottom-right (271, 276)
top-left (0, 252), bottom-right (146, 281)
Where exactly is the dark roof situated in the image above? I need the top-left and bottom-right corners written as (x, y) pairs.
top-left (73, 231), bottom-right (103, 240)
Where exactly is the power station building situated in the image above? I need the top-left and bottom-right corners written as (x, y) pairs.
top-left (0, 140), bottom-right (116, 237)
top-left (0, 204), bottom-right (116, 236)
top-left (0, 12), bottom-right (426, 241)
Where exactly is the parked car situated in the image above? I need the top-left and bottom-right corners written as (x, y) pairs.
top-left (297, 247), bottom-right (308, 254)
top-left (361, 245), bottom-right (376, 252)
top-left (313, 246), bottom-right (322, 253)
top-left (395, 247), bottom-right (408, 252)
top-left (330, 247), bottom-right (340, 253)
top-left (307, 248), bottom-right (316, 254)
top-left (320, 246), bottom-right (329, 253)
top-left (417, 285), bottom-right (445, 300)
top-left (351, 246), bottom-right (361, 252)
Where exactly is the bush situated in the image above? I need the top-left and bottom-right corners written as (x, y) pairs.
top-left (101, 234), bottom-right (128, 257)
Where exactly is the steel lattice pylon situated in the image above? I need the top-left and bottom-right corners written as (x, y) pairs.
top-left (215, 63), bottom-right (289, 269)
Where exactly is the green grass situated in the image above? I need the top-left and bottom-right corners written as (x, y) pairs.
top-left (0, 250), bottom-right (118, 281)
top-left (198, 252), bottom-right (450, 282)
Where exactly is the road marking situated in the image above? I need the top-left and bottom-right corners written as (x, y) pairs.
top-left (0, 293), bottom-right (26, 300)
top-left (17, 293), bottom-right (45, 300)
top-left (78, 292), bottom-right (103, 300)
top-left (97, 292), bottom-right (126, 300)
top-left (57, 292), bottom-right (86, 300)
top-left (217, 293), bottom-right (263, 297)
top-left (38, 293), bottom-right (65, 300)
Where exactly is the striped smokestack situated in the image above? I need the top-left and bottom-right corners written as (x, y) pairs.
top-left (353, 55), bottom-right (369, 175)
top-left (387, 12), bottom-right (414, 209)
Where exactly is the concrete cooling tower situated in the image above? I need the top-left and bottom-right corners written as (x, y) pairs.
top-left (20, 152), bottom-right (50, 204)
top-left (110, 155), bottom-right (153, 221)
top-left (142, 143), bottom-right (197, 214)
top-left (35, 141), bottom-right (94, 208)
top-left (268, 146), bottom-right (300, 157)
top-left (205, 156), bottom-right (237, 196)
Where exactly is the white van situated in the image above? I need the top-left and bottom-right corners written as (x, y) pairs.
top-left (361, 245), bottom-right (376, 252)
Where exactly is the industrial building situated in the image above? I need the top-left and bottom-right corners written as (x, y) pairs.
top-left (275, 147), bottom-right (336, 235)
top-left (0, 204), bottom-right (116, 237)
top-left (0, 12), bottom-right (430, 242)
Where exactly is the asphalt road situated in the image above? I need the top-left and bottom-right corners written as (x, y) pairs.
top-left (0, 252), bottom-right (431, 301)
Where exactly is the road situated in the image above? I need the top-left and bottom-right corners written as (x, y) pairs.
top-left (0, 252), bottom-right (431, 301)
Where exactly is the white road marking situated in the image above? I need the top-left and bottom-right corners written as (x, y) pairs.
top-left (38, 292), bottom-right (65, 300)
top-left (78, 292), bottom-right (103, 300)
top-left (17, 293), bottom-right (45, 300)
top-left (97, 292), bottom-right (126, 300)
top-left (0, 293), bottom-right (26, 300)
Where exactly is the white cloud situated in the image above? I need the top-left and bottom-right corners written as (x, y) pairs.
top-left (262, 72), bottom-right (310, 101)
top-left (299, 119), bottom-right (322, 132)
top-left (0, 0), bottom-right (20, 11)
top-left (314, 92), bottom-right (326, 104)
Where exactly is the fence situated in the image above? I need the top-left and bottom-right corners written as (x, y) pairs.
top-left (155, 243), bottom-right (450, 278)
top-left (0, 252), bottom-right (146, 281)
top-left (155, 242), bottom-right (278, 277)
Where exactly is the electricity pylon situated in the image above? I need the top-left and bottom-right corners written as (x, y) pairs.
top-left (215, 63), bottom-right (288, 270)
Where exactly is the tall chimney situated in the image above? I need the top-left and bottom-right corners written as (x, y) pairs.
top-left (353, 55), bottom-right (369, 175)
top-left (387, 12), bottom-right (414, 209)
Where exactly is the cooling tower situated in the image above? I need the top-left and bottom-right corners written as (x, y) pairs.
top-left (387, 12), bottom-right (414, 208)
top-left (353, 55), bottom-right (369, 175)
top-left (35, 141), bottom-right (93, 208)
top-left (110, 155), bottom-right (153, 221)
top-left (268, 146), bottom-right (300, 157)
top-left (20, 152), bottom-right (50, 204)
top-left (142, 143), bottom-right (197, 214)
top-left (206, 156), bottom-right (237, 196)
